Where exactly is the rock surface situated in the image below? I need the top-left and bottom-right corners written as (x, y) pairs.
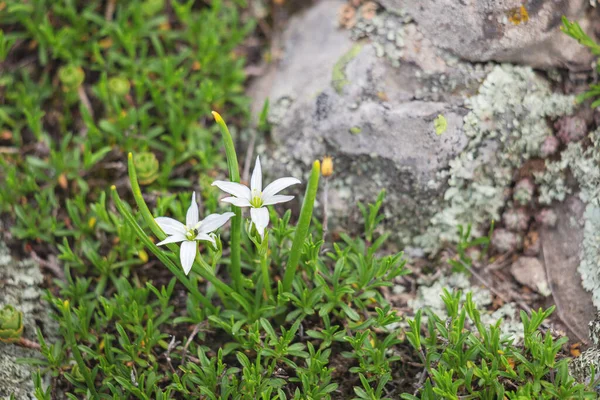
top-left (382, 0), bottom-right (596, 69)
top-left (252, 0), bottom-right (485, 243)
top-left (540, 196), bottom-right (596, 342)
top-left (0, 241), bottom-right (58, 399)
top-left (510, 257), bottom-right (550, 296)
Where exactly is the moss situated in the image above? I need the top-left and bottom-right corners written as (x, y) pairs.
top-left (415, 64), bottom-right (576, 252)
top-left (331, 44), bottom-right (363, 94)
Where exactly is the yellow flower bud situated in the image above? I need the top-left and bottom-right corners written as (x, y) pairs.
top-left (138, 249), bottom-right (149, 263)
top-left (321, 156), bottom-right (333, 177)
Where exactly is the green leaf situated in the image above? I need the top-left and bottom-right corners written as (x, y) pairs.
top-left (282, 160), bottom-right (320, 292)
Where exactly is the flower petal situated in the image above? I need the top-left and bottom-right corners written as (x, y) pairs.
top-left (262, 195), bottom-right (294, 206)
top-left (250, 207), bottom-right (270, 239)
top-left (251, 156), bottom-right (262, 193)
top-left (212, 180), bottom-right (251, 200)
top-left (155, 217), bottom-right (186, 235)
top-left (186, 191), bottom-right (199, 227)
top-left (198, 212), bottom-right (235, 234)
top-left (180, 240), bottom-right (197, 275)
top-left (195, 232), bottom-right (216, 246)
top-left (262, 177), bottom-right (301, 198)
top-left (156, 233), bottom-right (186, 246)
top-left (221, 196), bottom-right (251, 207)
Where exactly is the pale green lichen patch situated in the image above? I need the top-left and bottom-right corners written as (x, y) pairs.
top-left (415, 64), bottom-right (576, 252)
top-left (350, 9), bottom-right (410, 68)
top-left (331, 43), bottom-right (363, 94)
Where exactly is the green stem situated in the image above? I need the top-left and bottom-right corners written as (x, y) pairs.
top-left (260, 236), bottom-right (272, 301)
top-left (282, 160), bottom-right (321, 293)
top-left (212, 111), bottom-right (243, 292)
top-left (111, 186), bottom-right (216, 312)
top-left (60, 301), bottom-right (99, 399)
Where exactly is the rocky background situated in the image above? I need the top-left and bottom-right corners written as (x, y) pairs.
top-left (250, 0), bottom-right (600, 338)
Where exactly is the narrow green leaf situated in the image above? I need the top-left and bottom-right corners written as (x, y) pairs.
top-left (212, 111), bottom-right (243, 292)
top-left (282, 160), bottom-right (320, 292)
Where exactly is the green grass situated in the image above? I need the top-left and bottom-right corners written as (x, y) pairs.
top-left (0, 2), bottom-right (598, 398)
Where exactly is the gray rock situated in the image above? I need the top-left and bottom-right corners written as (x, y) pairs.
top-left (251, 0), bottom-right (478, 243)
top-left (382, 0), bottom-right (596, 70)
top-left (540, 196), bottom-right (596, 342)
top-left (510, 256), bottom-right (550, 296)
top-left (0, 241), bottom-right (58, 399)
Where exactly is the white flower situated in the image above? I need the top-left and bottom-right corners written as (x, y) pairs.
top-left (154, 192), bottom-right (234, 275)
top-left (212, 156), bottom-right (300, 238)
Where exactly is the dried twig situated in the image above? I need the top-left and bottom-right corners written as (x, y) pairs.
top-left (242, 130), bottom-right (257, 184)
top-left (77, 86), bottom-right (94, 121)
top-left (105, 0), bottom-right (116, 21)
top-left (181, 322), bottom-right (204, 366)
top-left (17, 337), bottom-right (41, 351)
top-left (30, 251), bottom-right (65, 280)
top-left (164, 335), bottom-right (179, 374)
top-left (322, 178), bottom-right (329, 241)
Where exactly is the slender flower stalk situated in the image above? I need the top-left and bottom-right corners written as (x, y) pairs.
top-left (154, 192), bottom-right (234, 275)
top-left (212, 111), bottom-right (244, 292)
top-left (258, 233), bottom-right (272, 300)
top-left (212, 156), bottom-right (300, 239)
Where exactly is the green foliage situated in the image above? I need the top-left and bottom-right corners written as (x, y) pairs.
top-left (561, 16), bottom-right (600, 108)
top-left (1, 2), bottom-right (596, 398)
top-left (403, 291), bottom-right (598, 399)
top-left (0, 0), bottom-right (252, 257)
top-left (31, 182), bottom-right (411, 398)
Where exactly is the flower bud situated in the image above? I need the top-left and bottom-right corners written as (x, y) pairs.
top-left (321, 156), bottom-right (333, 177)
top-left (108, 76), bottom-right (131, 97)
top-left (58, 65), bottom-right (85, 91)
top-left (0, 305), bottom-right (24, 343)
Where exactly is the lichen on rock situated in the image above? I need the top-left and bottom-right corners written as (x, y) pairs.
top-left (0, 239), bottom-right (58, 399)
top-left (349, 7), bottom-right (411, 67)
top-left (415, 64), bottom-right (576, 252)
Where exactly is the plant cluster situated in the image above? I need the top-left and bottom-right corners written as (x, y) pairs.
top-left (0, 0), bottom-right (251, 264)
top-left (19, 114), bottom-right (597, 399)
top-left (1, 2), bottom-right (598, 398)
top-left (561, 16), bottom-right (600, 108)
top-left (403, 291), bottom-right (598, 399)
top-left (27, 114), bottom-right (409, 398)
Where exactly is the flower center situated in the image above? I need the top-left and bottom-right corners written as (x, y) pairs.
top-left (185, 227), bottom-right (198, 241)
top-left (250, 189), bottom-right (264, 208)
top-left (250, 195), bottom-right (263, 208)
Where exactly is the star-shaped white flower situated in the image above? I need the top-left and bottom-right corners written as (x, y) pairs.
top-left (154, 192), bottom-right (234, 275)
top-left (212, 156), bottom-right (300, 238)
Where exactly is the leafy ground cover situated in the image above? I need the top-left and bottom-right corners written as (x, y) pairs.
top-left (1, 1), bottom-right (599, 399)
